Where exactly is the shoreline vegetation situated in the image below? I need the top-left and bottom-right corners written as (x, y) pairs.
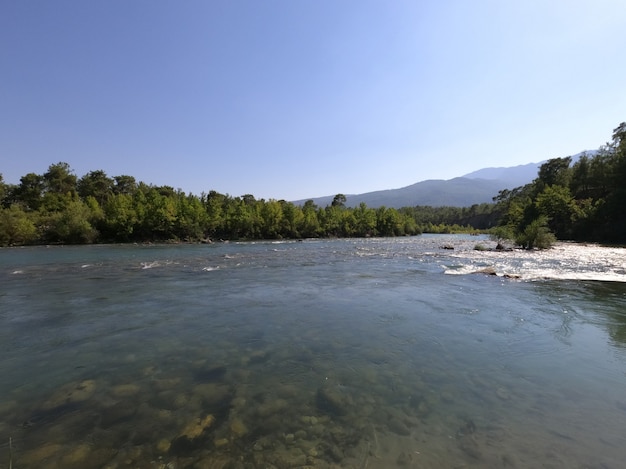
top-left (1, 122), bottom-right (624, 249)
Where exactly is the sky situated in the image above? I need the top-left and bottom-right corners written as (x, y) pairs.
top-left (1, 1), bottom-right (625, 201)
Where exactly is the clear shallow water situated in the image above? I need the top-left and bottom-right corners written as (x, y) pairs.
top-left (1, 235), bottom-right (626, 468)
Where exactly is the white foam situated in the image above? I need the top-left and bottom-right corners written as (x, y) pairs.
top-left (447, 242), bottom-right (626, 282)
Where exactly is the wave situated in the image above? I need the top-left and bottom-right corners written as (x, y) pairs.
top-left (444, 242), bottom-right (626, 282)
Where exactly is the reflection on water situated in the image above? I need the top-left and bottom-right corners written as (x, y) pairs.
top-left (0, 236), bottom-right (626, 468)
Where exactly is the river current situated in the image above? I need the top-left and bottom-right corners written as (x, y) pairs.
top-left (1, 235), bottom-right (625, 468)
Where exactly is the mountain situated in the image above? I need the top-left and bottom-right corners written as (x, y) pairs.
top-left (292, 151), bottom-right (594, 208)
top-left (462, 162), bottom-right (542, 188)
top-left (293, 178), bottom-right (510, 208)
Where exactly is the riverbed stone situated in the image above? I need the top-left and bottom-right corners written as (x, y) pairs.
top-left (192, 383), bottom-right (232, 408)
top-left (387, 416), bottom-right (411, 436)
top-left (60, 443), bottom-right (91, 466)
top-left (42, 379), bottom-right (97, 410)
top-left (473, 266), bottom-right (497, 275)
top-left (112, 383), bottom-right (141, 397)
top-left (229, 417), bottom-right (248, 438)
top-left (214, 437), bottom-right (230, 448)
top-left (316, 385), bottom-right (352, 416)
top-left (156, 438), bottom-right (171, 453)
top-left (458, 435), bottom-right (483, 460)
top-left (257, 398), bottom-right (289, 417)
top-left (19, 443), bottom-right (63, 466)
top-left (100, 400), bottom-right (137, 428)
top-left (153, 377), bottom-right (181, 392)
top-left (181, 414), bottom-right (216, 439)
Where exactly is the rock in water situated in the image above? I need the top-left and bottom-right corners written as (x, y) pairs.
top-left (472, 266), bottom-right (497, 275)
top-left (169, 414), bottom-right (216, 454)
top-left (316, 385), bottom-right (351, 416)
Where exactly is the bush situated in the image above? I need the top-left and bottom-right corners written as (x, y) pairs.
top-left (515, 216), bottom-right (556, 250)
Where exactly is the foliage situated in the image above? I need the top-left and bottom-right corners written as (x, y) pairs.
top-left (2, 122), bottom-right (624, 246)
top-left (0, 205), bottom-right (38, 245)
top-left (492, 121), bottom-right (626, 246)
top-left (514, 216), bottom-right (556, 250)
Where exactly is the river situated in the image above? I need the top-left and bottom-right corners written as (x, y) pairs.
top-left (1, 235), bottom-right (625, 468)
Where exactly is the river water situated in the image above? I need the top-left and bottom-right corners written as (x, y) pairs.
top-left (1, 235), bottom-right (625, 468)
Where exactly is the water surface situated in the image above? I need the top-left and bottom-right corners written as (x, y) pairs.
top-left (1, 235), bottom-right (625, 468)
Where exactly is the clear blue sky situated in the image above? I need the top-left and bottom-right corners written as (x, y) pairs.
top-left (2, 1), bottom-right (625, 200)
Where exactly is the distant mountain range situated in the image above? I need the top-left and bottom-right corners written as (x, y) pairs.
top-left (293, 151), bottom-right (593, 208)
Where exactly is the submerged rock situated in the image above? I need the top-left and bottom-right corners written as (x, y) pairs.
top-left (472, 266), bottom-right (497, 275)
top-left (316, 385), bottom-right (352, 416)
top-left (111, 383), bottom-right (141, 397)
top-left (169, 414), bottom-right (216, 454)
top-left (42, 379), bottom-right (97, 410)
top-left (193, 365), bottom-right (228, 383)
top-left (387, 416), bottom-right (411, 436)
top-left (100, 400), bottom-right (137, 429)
top-left (181, 414), bottom-right (216, 440)
top-left (229, 417), bottom-right (248, 438)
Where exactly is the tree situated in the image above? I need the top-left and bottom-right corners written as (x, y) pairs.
top-left (331, 194), bottom-right (347, 208)
top-left (44, 198), bottom-right (98, 244)
top-left (260, 199), bottom-right (283, 238)
top-left (43, 162), bottom-right (77, 195)
top-left (204, 190), bottom-right (227, 238)
top-left (300, 200), bottom-right (321, 238)
top-left (353, 202), bottom-right (376, 237)
top-left (535, 185), bottom-right (578, 239)
top-left (570, 153), bottom-right (592, 199)
top-left (102, 193), bottom-right (137, 240)
top-left (515, 216), bottom-right (556, 250)
top-left (0, 174), bottom-right (6, 206)
top-left (280, 200), bottom-right (304, 238)
top-left (78, 170), bottom-right (113, 205)
top-left (536, 157), bottom-right (572, 190)
top-left (14, 173), bottom-right (45, 210)
top-left (113, 175), bottom-right (137, 195)
top-left (376, 207), bottom-right (403, 236)
top-left (0, 205), bottom-right (38, 245)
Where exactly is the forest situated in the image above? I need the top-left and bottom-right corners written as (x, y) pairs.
top-left (492, 122), bottom-right (626, 247)
top-left (1, 122), bottom-right (624, 247)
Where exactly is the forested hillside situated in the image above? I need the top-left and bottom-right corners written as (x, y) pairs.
top-left (1, 122), bottom-right (624, 246)
top-left (492, 122), bottom-right (626, 246)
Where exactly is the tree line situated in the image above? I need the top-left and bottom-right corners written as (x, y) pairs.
top-left (1, 122), bottom-right (623, 247)
top-left (492, 122), bottom-right (626, 248)
top-left (0, 166), bottom-right (427, 245)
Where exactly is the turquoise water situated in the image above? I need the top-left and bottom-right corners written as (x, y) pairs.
top-left (1, 235), bottom-right (625, 468)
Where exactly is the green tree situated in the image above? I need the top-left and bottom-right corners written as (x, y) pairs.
top-left (279, 201), bottom-right (304, 238)
top-left (204, 190), bottom-right (227, 239)
top-left (78, 170), bottom-right (113, 205)
top-left (0, 174), bottom-right (7, 206)
top-left (43, 162), bottom-right (77, 195)
top-left (331, 193), bottom-right (347, 208)
top-left (174, 191), bottom-right (208, 240)
top-left (113, 175), bottom-right (137, 195)
top-left (14, 173), bottom-right (45, 210)
top-left (535, 185), bottom-right (579, 239)
top-left (260, 199), bottom-right (284, 238)
top-left (376, 207), bottom-right (403, 236)
top-left (0, 205), bottom-right (38, 245)
top-left (536, 157), bottom-right (572, 190)
top-left (44, 198), bottom-right (98, 244)
top-left (300, 200), bottom-right (321, 238)
top-left (515, 216), bottom-right (556, 250)
top-left (353, 202), bottom-right (376, 237)
top-left (102, 193), bottom-right (137, 240)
